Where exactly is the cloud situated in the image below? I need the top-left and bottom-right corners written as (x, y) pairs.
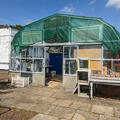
top-left (89, 0), bottom-right (96, 5)
top-left (23, 19), bottom-right (33, 25)
top-left (106, 0), bottom-right (120, 9)
top-left (60, 6), bottom-right (75, 14)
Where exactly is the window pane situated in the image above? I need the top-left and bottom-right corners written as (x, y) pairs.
top-left (11, 48), bottom-right (16, 57)
top-left (26, 59), bottom-right (33, 72)
top-left (79, 60), bottom-right (88, 68)
top-left (16, 59), bottom-right (20, 71)
top-left (38, 48), bottom-right (44, 58)
top-left (10, 58), bottom-right (16, 71)
top-left (22, 47), bottom-right (33, 58)
top-left (28, 47), bottom-right (33, 58)
top-left (34, 48), bottom-right (37, 58)
top-left (34, 47), bottom-right (44, 58)
top-left (65, 60), bottom-right (69, 74)
top-left (70, 60), bottom-right (77, 74)
top-left (21, 49), bottom-right (26, 58)
top-left (21, 59), bottom-right (33, 72)
top-left (64, 47), bottom-right (70, 58)
top-left (71, 47), bottom-right (77, 58)
top-left (34, 59), bottom-right (43, 72)
top-left (65, 60), bottom-right (77, 74)
top-left (21, 59), bottom-right (26, 71)
top-left (10, 58), bottom-right (20, 71)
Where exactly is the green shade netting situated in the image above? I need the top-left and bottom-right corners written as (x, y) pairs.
top-left (12, 13), bottom-right (120, 55)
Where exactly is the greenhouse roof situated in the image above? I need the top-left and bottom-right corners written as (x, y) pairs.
top-left (12, 13), bottom-right (120, 55)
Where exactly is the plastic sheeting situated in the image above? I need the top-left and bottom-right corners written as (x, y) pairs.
top-left (12, 13), bottom-right (120, 55)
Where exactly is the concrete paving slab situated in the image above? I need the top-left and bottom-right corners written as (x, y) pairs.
top-left (1, 83), bottom-right (120, 120)
top-left (92, 105), bottom-right (114, 116)
top-left (36, 96), bottom-right (56, 105)
top-left (75, 110), bottom-right (100, 120)
top-left (47, 106), bottom-right (76, 120)
top-left (72, 113), bottom-right (86, 120)
top-left (114, 107), bottom-right (120, 118)
top-left (51, 91), bottom-right (68, 99)
top-left (47, 105), bottom-right (56, 114)
top-left (51, 90), bottom-right (74, 100)
top-left (15, 103), bottom-right (35, 111)
top-left (52, 99), bottom-right (73, 107)
top-left (30, 113), bottom-right (59, 120)
top-left (70, 101), bottom-right (91, 112)
top-left (17, 96), bottom-right (34, 104)
top-left (30, 103), bottom-right (51, 114)
top-left (0, 98), bottom-right (18, 108)
top-left (29, 95), bottom-right (43, 102)
top-left (34, 91), bottom-right (55, 97)
top-left (99, 115), bottom-right (120, 120)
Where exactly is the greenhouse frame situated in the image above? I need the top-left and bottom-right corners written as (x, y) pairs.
top-left (9, 14), bottom-right (120, 90)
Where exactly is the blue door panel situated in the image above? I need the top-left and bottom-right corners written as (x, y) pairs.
top-left (49, 53), bottom-right (62, 74)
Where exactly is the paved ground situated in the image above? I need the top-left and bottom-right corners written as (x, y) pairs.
top-left (0, 81), bottom-right (120, 120)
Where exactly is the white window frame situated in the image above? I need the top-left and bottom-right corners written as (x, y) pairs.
top-left (63, 46), bottom-right (79, 76)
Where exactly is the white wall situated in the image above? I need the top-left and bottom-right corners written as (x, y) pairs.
top-left (0, 27), bottom-right (18, 70)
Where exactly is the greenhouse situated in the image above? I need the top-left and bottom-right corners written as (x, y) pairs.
top-left (9, 13), bottom-right (120, 90)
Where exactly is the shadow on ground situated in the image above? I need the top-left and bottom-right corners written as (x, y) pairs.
top-left (0, 81), bottom-right (15, 95)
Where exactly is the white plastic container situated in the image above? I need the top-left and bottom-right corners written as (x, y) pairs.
top-left (11, 76), bottom-right (29, 87)
top-left (51, 71), bottom-right (56, 77)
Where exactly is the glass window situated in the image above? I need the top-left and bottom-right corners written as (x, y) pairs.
top-left (65, 60), bottom-right (77, 75)
top-left (64, 47), bottom-right (77, 58)
top-left (10, 58), bottom-right (16, 71)
top-left (11, 48), bottom-right (16, 57)
top-left (21, 59), bottom-right (26, 72)
top-left (34, 59), bottom-right (43, 72)
top-left (10, 58), bottom-right (20, 71)
top-left (34, 47), bottom-right (37, 58)
top-left (26, 59), bottom-right (33, 72)
top-left (21, 47), bottom-right (33, 58)
top-left (34, 47), bottom-right (44, 58)
top-left (71, 47), bottom-right (77, 58)
top-left (21, 49), bottom-right (27, 58)
top-left (38, 48), bottom-right (44, 58)
top-left (64, 46), bottom-right (78, 75)
top-left (65, 60), bottom-right (69, 74)
top-left (64, 47), bottom-right (70, 58)
top-left (70, 60), bottom-right (77, 74)
top-left (21, 59), bottom-right (33, 72)
top-left (15, 59), bottom-right (20, 71)
top-left (27, 47), bottom-right (33, 58)
top-left (79, 60), bottom-right (88, 68)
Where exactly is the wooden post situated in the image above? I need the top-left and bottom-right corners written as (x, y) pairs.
top-left (101, 45), bottom-right (104, 75)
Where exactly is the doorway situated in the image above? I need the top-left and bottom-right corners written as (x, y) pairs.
top-left (45, 46), bottom-right (63, 86)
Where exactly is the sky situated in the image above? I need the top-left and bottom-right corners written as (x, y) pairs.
top-left (0, 0), bottom-right (120, 31)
